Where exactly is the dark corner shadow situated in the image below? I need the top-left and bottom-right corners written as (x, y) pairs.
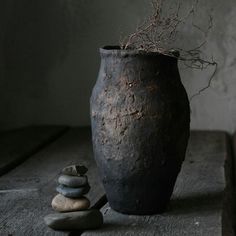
top-left (167, 191), bottom-right (223, 215)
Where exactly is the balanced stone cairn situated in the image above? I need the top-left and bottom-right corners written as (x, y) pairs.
top-left (44, 165), bottom-right (103, 231)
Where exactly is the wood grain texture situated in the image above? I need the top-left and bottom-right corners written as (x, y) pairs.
top-left (233, 132), bottom-right (236, 185)
top-left (0, 127), bottom-right (105, 236)
top-left (0, 126), bottom-right (68, 176)
top-left (82, 131), bottom-right (234, 236)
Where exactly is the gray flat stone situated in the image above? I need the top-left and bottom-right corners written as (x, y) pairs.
top-left (58, 174), bottom-right (88, 187)
top-left (61, 165), bottom-right (88, 176)
top-left (56, 184), bottom-right (90, 198)
top-left (44, 209), bottom-right (103, 230)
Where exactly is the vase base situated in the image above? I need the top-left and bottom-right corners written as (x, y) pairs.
top-left (109, 202), bottom-right (168, 216)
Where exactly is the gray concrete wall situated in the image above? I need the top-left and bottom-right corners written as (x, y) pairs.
top-left (0, 0), bottom-right (236, 132)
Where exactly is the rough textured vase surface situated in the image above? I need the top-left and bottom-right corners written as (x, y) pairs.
top-left (90, 46), bottom-right (190, 215)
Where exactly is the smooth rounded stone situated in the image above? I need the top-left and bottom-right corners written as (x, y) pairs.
top-left (52, 194), bottom-right (90, 212)
top-left (58, 175), bottom-right (88, 187)
top-left (44, 209), bottom-right (103, 230)
top-left (61, 165), bottom-right (88, 176)
top-left (56, 184), bottom-right (90, 198)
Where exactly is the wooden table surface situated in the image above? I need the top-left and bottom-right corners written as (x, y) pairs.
top-left (0, 126), bottom-right (234, 236)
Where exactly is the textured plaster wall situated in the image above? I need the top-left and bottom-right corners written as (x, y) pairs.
top-left (0, 0), bottom-right (236, 132)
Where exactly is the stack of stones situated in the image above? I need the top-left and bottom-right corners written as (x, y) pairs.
top-left (44, 165), bottom-right (103, 231)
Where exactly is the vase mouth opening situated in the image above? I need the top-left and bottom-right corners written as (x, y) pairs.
top-left (100, 45), bottom-right (179, 59)
top-left (102, 45), bottom-right (121, 50)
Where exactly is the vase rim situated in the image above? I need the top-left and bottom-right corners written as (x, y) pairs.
top-left (100, 45), bottom-right (179, 59)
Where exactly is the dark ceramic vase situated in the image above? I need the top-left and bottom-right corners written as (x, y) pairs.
top-left (90, 46), bottom-right (190, 215)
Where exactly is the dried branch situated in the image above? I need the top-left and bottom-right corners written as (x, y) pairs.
top-left (120, 0), bottom-right (217, 99)
top-left (121, 0), bottom-right (201, 54)
top-left (190, 62), bottom-right (218, 101)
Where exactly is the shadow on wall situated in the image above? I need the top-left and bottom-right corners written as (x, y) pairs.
top-left (0, 0), bottom-right (71, 129)
top-left (1, 0), bottom-right (236, 132)
top-left (0, 0), bottom-right (147, 130)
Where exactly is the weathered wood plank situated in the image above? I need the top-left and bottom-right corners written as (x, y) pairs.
top-left (0, 126), bottom-right (68, 176)
top-left (82, 131), bottom-right (234, 236)
top-left (0, 127), bottom-right (105, 236)
top-left (232, 132), bottom-right (236, 186)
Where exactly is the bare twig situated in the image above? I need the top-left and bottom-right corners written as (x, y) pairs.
top-left (190, 62), bottom-right (218, 101)
top-left (120, 0), bottom-right (216, 98)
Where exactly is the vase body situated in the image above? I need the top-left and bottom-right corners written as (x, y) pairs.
top-left (90, 46), bottom-right (190, 215)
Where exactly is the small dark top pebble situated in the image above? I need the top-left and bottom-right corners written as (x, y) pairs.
top-left (61, 165), bottom-right (88, 176)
